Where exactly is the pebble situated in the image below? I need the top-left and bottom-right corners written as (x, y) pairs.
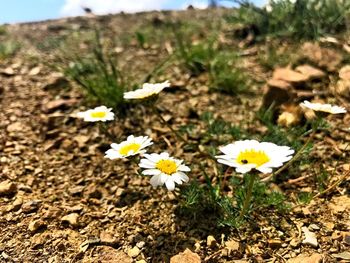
top-left (288, 253), bottom-right (323, 263)
top-left (61, 213), bottom-right (79, 227)
top-left (343, 232), bottom-right (350, 245)
top-left (207, 235), bottom-right (217, 248)
top-left (302, 227), bottom-right (318, 247)
top-left (0, 180), bottom-right (17, 195)
top-left (268, 239), bottom-right (282, 249)
top-left (332, 251), bottom-right (350, 260)
top-left (8, 197), bottom-right (23, 212)
top-left (136, 241), bottom-right (145, 249)
top-left (289, 238), bottom-right (300, 248)
top-left (127, 246), bottom-right (140, 258)
top-left (22, 200), bottom-right (40, 213)
top-left (28, 220), bottom-right (46, 232)
top-left (170, 248), bottom-right (201, 263)
top-left (194, 241), bottom-right (201, 252)
top-left (331, 231), bottom-right (342, 241)
top-left (309, 224), bottom-right (320, 230)
top-left (225, 240), bottom-right (240, 252)
top-left (99, 231), bottom-right (117, 245)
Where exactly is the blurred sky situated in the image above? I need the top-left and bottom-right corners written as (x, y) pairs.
top-left (0, 0), bottom-right (267, 24)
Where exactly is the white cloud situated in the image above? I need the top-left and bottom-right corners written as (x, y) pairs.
top-left (60, 0), bottom-right (168, 16)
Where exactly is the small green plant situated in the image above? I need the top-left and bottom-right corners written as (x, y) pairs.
top-left (297, 192), bottom-right (313, 204)
top-left (172, 24), bottom-right (250, 94)
top-left (209, 51), bottom-right (250, 94)
top-left (257, 44), bottom-right (298, 71)
top-left (0, 25), bottom-right (6, 35)
top-left (227, 0), bottom-right (350, 40)
top-left (0, 41), bottom-right (21, 60)
top-left (200, 112), bottom-right (243, 143)
top-left (172, 27), bottom-right (211, 75)
top-left (60, 30), bottom-right (126, 109)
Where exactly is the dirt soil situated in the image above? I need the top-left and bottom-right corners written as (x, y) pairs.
top-left (0, 8), bottom-right (350, 263)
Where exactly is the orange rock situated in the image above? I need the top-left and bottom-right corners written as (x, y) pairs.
top-left (287, 253), bottom-right (323, 263)
top-left (261, 80), bottom-right (295, 109)
top-left (339, 65), bottom-right (350, 80)
top-left (272, 67), bottom-right (308, 83)
top-left (170, 248), bottom-right (201, 263)
top-left (295, 65), bottom-right (325, 81)
top-left (301, 42), bottom-right (342, 72)
top-left (278, 104), bottom-right (303, 127)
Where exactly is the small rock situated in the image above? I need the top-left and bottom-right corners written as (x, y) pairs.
top-left (136, 241), bottom-right (145, 249)
top-left (332, 251), bottom-right (350, 260)
top-left (295, 65), bottom-right (325, 81)
top-left (86, 246), bottom-right (132, 263)
top-left (334, 79), bottom-right (350, 98)
top-left (194, 241), bottom-right (201, 252)
top-left (331, 231), bottom-right (342, 241)
top-left (170, 248), bottom-right (201, 263)
top-left (29, 66), bottom-right (41, 76)
top-left (267, 79), bottom-right (293, 89)
top-left (7, 122), bottom-right (29, 133)
top-left (68, 186), bottom-right (84, 195)
top-left (100, 231), bottom-right (118, 245)
top-left (207, 235), bottom-right (217, 248)
top-left (8, 197), bottom-right (23, 211)
top-left (116, 188), bottom-right (125, 197)
top-left (136, 260), bottom-right (147, 263)
top-left (0, 67), bottom-right (15, 76)
top-left (225, 239), bottom-right (240, 252)
top-left (272, 67), bottom-right (308, 83)
top-left (43, 206), bottom-right (62, 219)
top-left (268, 239), bottom-right (282, 249)
top-left (289, 238), bottom-right (300, 248)
top-left (0, 180), bottom-right (17, 195)
top-left (73, 135), bottom-right (90, 148)
top-left (28, 220), bottom-right (46, 232)
top-left (277, 104), bottom-right (302, 127)
top-left (339, 65), bottom-right (350, 80)
top-left (287, 253), bottom-right (323, 263)
top-left (343, 232), bottom-right (350, 245)
top-left (302, 226), bottom-right (318, 247)
top-left (127, 246), bottom-right (140, 258)
top-left (1, 252), bottom-right (9, 260)
top-left (328, 195), bottom-right (350, 213)
top-left (42, 75), bottom-right (69, 90)
top-left (262, 81), bottom-right (295, 109)
top-left (301, 42), bottom-right (342, 71)
top-left (61, 213), bottom-right (79, 227)
top-left (42, 98), bottom-right (77, 113)
top-left (22, 200), bottom-right (40, 213)
top-left (31, 233), bottom-right (47, 248)
top-left (309, 224), bottom-right (320, 231)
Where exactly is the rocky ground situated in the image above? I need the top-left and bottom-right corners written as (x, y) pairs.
top-left (0, 8), bottom-right (350, 263)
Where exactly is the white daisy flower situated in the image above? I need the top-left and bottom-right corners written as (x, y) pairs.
top-left (215, 140), bottom-right (294, 174)
top-left (123, 80), bottom-right (170, 100)
top-left (300, 100), bottom-right (346, 114)
top-left (77, 105), bottom-right (115, 122)
top-left (139, 152), bottom-right (190, 191)
top-left (104, 135), bottom-right (153, 159)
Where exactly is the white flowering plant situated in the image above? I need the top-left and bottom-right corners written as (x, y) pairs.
top-left (74, 75), bottom-right (344, 229)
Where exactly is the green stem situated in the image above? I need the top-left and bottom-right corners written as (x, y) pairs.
top-left (151, 105), bottom-right (188, 144)
top-left (238, 173), bottom-right (256, 222)
top-left (99, 123), bottom-right (115, 141)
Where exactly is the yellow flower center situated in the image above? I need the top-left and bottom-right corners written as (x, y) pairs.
top-left (156, 159), bottom-right (177, 175)
top-left (90, 111), bottom-right (107, 118)
top-left (237, 149), bottom-right (270, 167)
top-left (119, 143), bottom-right (141, 156)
